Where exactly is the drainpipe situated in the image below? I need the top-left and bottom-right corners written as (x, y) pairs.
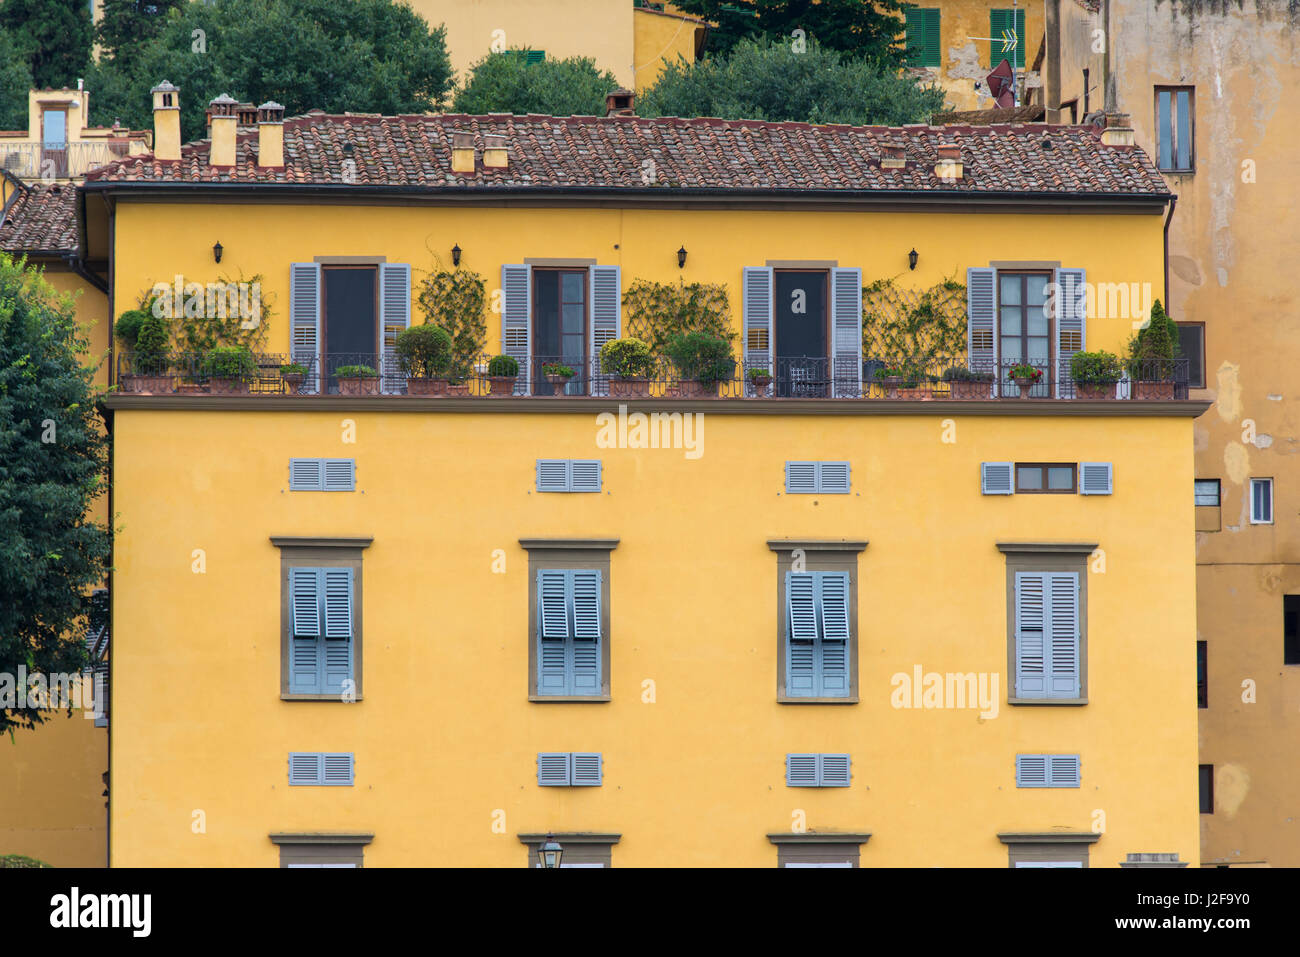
top-left (1163, 194), bottom-right (1177, 310)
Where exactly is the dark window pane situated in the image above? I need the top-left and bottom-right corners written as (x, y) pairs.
top-left (1197, 641), bottom-right (1207, 708)
top-left (1157, 90), bottom-right (1173, 169)
top-left (1017, 466), bottom-right (1043, 490)
top-left (1285, 596), bottom-right (1300, 666)
top-left (1177, 324), bottom-right (1204, 389)
top-left (1047, 466), bottom-right (1074, 490)
top-left (1199, 765), bottom-right (1213, 813)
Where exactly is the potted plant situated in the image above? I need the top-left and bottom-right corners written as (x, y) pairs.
top-left (200, 345), bottom-right (256, 394)
top-left (600, 337), bottom-right (655, 398)
top-left (334, 364), bottom-right (381, 396)
top-left (120, 312), bottom-right (173, 393)
top-left (874, 366), bottom-right (905, 397)
top-left (665, 331), bottom-right (734, 398)
top-left (279, 362), bottom-right (308, 394)
top-left (1127, 299), bottom-right (1180, 399)
top-left (1069, 350), bottom-right (1121, 399)
top-left (395, 324), bottom-right (453, 395)
top-left (748, 367), bottom-right (772, 395)
top-left (896, 372), bottom-right (930, 400)
top-left (942, 365), bottom-right (994, 399)
top-left (483, 354), bottom-right (519, 395)
top-left (542, 362), bottom-right (575, 393)
top-left (1009, 363), bottom-right (1042, 397)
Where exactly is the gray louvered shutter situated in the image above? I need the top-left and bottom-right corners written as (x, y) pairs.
top-left (571, 752), bottom-right (602, 786)
top-left (536, 459), bottom-right (569, 492)
top-left (569, 459), bottom-right (602, 492)
top-left (819, 753), bottom-right (851, 787)
top-left (818, 573), bottom-right (850, 696)
top-left (289, 458), bottom-right (324, 490)
top-left (571, 570), bottom-right (602, 695)
top-left (819, 573), bottom-right (850, 642)
top-left (817, 462), bottom-right (851, 494)
top-left (1016, 754), bottom-right (1048, 787)
top-left (590, 265), bottom-right (620, 396)
top-left (1079, 462), bottom-right (1112, 495)
top-left (323, 752), bottom-right (354, 785)
top-left (1048, 754), bottom-right (1081, 787)
top-left (786, 572), bottom-right (817, 696)
top-left (981, 462), bottom-right (1014, 495)
top-left (537, 570), bottom-right (569, 694)
top-left (537, 752), bottom-right (570, 786)
top-left (831, 267), bottom-right (862, 397)
top-left (743, 266), bottom-right (774, 395)
top-left (1014, 572), bottom-right (1047, 698)
top-left (380, 263), bottom-right (411, 393)
top-left (502, 264), bottom-right (531, 395)
top-left (1054, 267), bottom-right (1086, 398)
top-left (1047, 573), bottom-right (1080, 697)
top-left (967, 267), bottom-right (996, 390)
top-left (290, 263), bottom-right (321, 394)
top-left (289, 752), bottom-right (323, 785)
top-left (289, 568), bottom-right (322, 693)
top-left (785, 461), bottom-right (817, 494)
top-left (322, 568), bottom-right (353, 694)
top-left (323, 459), bottom-right (355, 491)
top-left (787, 753), bottom-right (818, 787)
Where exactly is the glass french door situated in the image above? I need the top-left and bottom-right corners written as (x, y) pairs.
top-left (532, 269), bottom-right (588, 395)
top-left (998, 272), bottom-right (1052, 395)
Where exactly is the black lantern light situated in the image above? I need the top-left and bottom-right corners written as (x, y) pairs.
top-left (908, 248), bottom-right (918, 270)
top-left (677, 245), bottom-right (687, 269)
top-left (213, 241), bottom-right (223, 263)
top-left (452, 244), bottom-right (462, 267)
top-left (537, 834), bottom-right (563, 869)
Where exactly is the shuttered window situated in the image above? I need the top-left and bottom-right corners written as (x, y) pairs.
top-left (536, 569), bottom-right (603, 696)
top-left (289, 458), bottom-right (356, 491)
top-left (1079, 462), bottom-right (1113, 495)
top-left (904, 7), bottom-right (941, 67)
top-left (536, 752), bottom-right (603, 786)
top-left (989, 8), bottom-right (1026, 68)
top-left (288, 752), bottom-right (354, 786)
top-left (785, 461), bottom-right (851, 494)
top-left (785, 571), bottom-right (851, 698)
top-left (1014, 572), bottom-right (1080, 699)
top-left (786, 753), bottom-right (852, 787)
top-left (536, 459), bottom-right (602, 492)
top-left (290, 263), bottom-right (321, 394)
top-left (288, 567), bottom-right (355, 695)
top-left (1016, 754), bottom-right (1081, 788)
top-left (982, 461), bottom-right (1014, 495)
top-left (379, 263), bottom-right (412, 393)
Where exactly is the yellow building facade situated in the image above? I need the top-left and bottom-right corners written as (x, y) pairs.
top-left (81, 95), bottom-right (1204, 866)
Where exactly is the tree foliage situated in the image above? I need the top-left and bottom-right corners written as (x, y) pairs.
top-left (639, 38), bottom-right (943, 126)
top-left (95, 0), bottom-right (186, 64)
top-left (452, 50), bottom-right (619, 116)
top-left (672, 0), bottom-right (907, 63)
top-left (0, 254), bottom-right (111, 736)
top-left (0, 29), bottom-right (34, 132)
top-left (85, 0), bottom-right (453, 141)
top-left (0, 0), bottom-right (92, 90)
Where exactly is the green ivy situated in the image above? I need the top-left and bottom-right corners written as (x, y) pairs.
top-left (862, 276), bottom-right (967, 377)
top-left (622, 279), bottom-right (734, 357)
top-left (417, 267), bottom-right (486, 381)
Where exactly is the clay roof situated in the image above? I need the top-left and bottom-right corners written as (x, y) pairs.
top-left (933, 106), bottom-right (1047, 126)
top-left (0, 182), bottom-right (78, 254)
top-left (83, 112), bottom-right (1171, 197)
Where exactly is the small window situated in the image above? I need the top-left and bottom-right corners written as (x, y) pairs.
top-left (1197, 640), bottom-right (1207, 707)
top-left (785, 461), bottom-right (851, 494)
top-left (1194, 479), bottom-right (1221, 506)
top-left (1016, 754), bottom-right (1081, 788)
top-left (1156, 86), bottom-right (1194, 172)
top-left (536, 752), bottom-right (602, 787)
top-left (289, 458), bottom-right (355, 491)
top-left (786, 753), bottom-right (851, 787)
top-left (1177, 323), bottom-right (1205, 389)
top-left (1199, 764), bottom-right (1214, 814)
top-left (903, 7), bottom-right (941, 68)
top-left (1284, 596), bottom-right (1300, 666)
top-left (1249, 478), bottom-right (1273, 524)
top-left (1015, 463), bottom-right (1076, 494)
top-left (288, 752), bottom-right (354, 786)
top-left (536, 459), bottom-right (602, 493)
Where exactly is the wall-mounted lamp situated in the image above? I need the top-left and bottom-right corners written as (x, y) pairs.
top-left (677, 245), bottom-right (687, 269)
top-left (452, 244), bottom-right (462, 267)
top-left (908, 248), bottom-right (918, 271)
top-left (213, 241), bottom-right (223, 264)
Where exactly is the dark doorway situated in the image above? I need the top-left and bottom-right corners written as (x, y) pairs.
top-left (533, 269), bottom-right (588, 395)
top-left (774, 270), bottom-right (828, 397)
top-left (323, 266), bottom-right (377, 393)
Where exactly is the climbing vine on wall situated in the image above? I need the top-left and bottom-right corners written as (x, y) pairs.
top-left (622, 278), bottom-right (734, 355)
top-left (862, 275), bottom-right (967, 372)
top-left (417, 266), bottom-right (487, 377)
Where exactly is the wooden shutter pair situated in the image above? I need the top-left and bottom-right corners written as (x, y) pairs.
top-left (288, 752), bottom-right (354, 786)
top-left (536, 569), bottom-right (602, 696)
top-left (786, 571), bottom-right (850, 698)
top-left (904, 7), bottom-right (941, 67)
top-left (786, 753), bottom-right (852, 787)
top-left (784, 461), bottom-right (851, 494)
top-left (536, 752), bottom-right (603, 786)
top-left (289, 567), bottom-right (355, 695)
top-left (288, 458), bottom-right (356, 491)
top-left (966, 267), bottom-right (1086, 398)
top-left (1016, 754), bottom-right (1081, 788)
top-left (535, 459), bottom-right (603, 493)
top-left (1014, 572), bottom-right (1080, 698)
top-left (980, 462), bottom-right (1113, 495)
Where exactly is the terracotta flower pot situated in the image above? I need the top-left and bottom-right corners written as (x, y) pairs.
top-left (207, 377), bottom-right (248, 395)
top-left (120, 373), bottom-right (173, 394)
top-left (281, 373), bottom-right (305, 395)
top-left (1134, 380), bottom-right (1175, 400)
top-left (487, 375), bottom-right (516, 396)
top-left (949, 380), bottom-right (990, 399)
top-left (405, 377), bottom-right (447, 396)
top-left (1013, 376), bottom-right (1038, 397)
top-left (676, 378), bottom-right (714, 398)
top-left (338, 376), bottom-right (381, 396)
top-left (175, 382), bottom-right (206, 395)
top-left (897, 386), bottom-right (929, 400)
top-left (446, 382), bottom-right (470, 396)
top-left (610, 377), bottom-right (650, 398)
top-left (749, 375), bottom-right (772, 395)
top-left (545, 375), bottom-right (572, 393)
top-left (1075, 381), bottom-right (1116, 400)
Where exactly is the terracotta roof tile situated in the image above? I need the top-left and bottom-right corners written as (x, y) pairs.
top-left (83, 113), bottom-right (1170, 197)
top-left (0, 183), bottom-right (78, 254)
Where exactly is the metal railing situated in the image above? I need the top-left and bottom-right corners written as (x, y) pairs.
top-left (0, 141), bottom-right (133, 180)
top-left (114, 351), bottom-right (1190, 401)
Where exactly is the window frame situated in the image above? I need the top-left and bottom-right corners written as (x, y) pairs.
top-left (271, 833), bottom-right (372, 868)
top-left (1000, 544), bottom-right (1092, 705)
top-left (1014, 462), bottom-right (1077, 494)
top-left (999, 832), bottom-right (1097, 868)
top-left (531, 266), bottom-right (589, 395)
top-left (1155, 85), bottom-right (1195, 173)
top-left (996, 270), bottom-right (1054, 385)
top-left (522, 538), bottom-right (617, 702)
top-left (519, 833), bottom-right (619, 867)
top-left (1194, 479), bottom-right (1221, 507)
top-left (1283, 595), bottom-right (1299, 666)
top-left (1249, 477), bottom-right (1274, 525)
top-left (768, 833), bottom-right (870, 868)
top-left (1176, 321), bottom-right (1205, 389)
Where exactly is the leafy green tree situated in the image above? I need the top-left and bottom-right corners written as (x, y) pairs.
top-left (0, 254), bottom-right (111, 737)
top-left (0, 29), bottom-right (34, 132)
top-left (452, 50), bottom-right (618, 116)
top-left (673, 0), bottom-right (907, 63)
top-left (639, 38), bottom-right (943, 126)
top-left (86, 0), bottom-right (453, 141)
top-left (95, 0), bottom-right (186, 65)
top-left (0, 0), bottom-right (92, 89)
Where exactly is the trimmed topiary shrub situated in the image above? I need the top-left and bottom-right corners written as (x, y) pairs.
top-left (395, 324), bottom-right (453, 378)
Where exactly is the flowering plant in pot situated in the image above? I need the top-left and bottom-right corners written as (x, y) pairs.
top-left (1126, 299), bottom-right (1179, 399)
top-left (542, 362), bottom-right (575, 393)
top-left (279, 362), bottom-right (308, 394)
top-left (485, 354), bottom-right (519, 395)
top-left (665, 331), bottom-right (734, 398)
top-left (600, 337), bottom-right (655, 398)
top-left (334, 364), bottom-right (381, 396)
top-left (747, 367), bottom-right (772, 395)
top-left (395, 324), bottom-right (453, 395)
top-left (1008, 363), bottom-right (1042, 397)
top-left (201, 345), bottom-right (256, 394)
top-left (1069, 350), bottom-right (1121, 399)
top-left (941, 365), bottom-right (994, 399)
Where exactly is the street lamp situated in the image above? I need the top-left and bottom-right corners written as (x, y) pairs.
top-left (537, 834), bottom-right (563, 868)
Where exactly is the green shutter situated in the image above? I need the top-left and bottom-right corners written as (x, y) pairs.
top-left (904, 8), bottom-right (941, 68)
top-left (990, 9), bottom-right (1025, 68)
top-left (924, 10), bottom-right (941, 68)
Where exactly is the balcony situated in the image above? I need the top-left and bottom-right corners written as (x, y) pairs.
top-left (0, 140), bottom-right (134, 180)
top-left (113, 352), bottom-right (1191, 401)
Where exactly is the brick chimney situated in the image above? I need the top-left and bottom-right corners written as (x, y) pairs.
top-left (879, 142), bottom-right (906, 169)
top-left (208, 93), bottom-right (238, 167)
top-left (605, 88), bottom-right (635, 117)
top-left (482, 133), bottom-right (507, 170)
top-left (1100, 112), bottom-right (1135, 147)
top-left (451, 129), bottom-right (475, 173)
top-left (150, 80), bottom-right (181, 161)
top-left (934, 143), bottom-right (963, 180)
top-left (256, 101), bottom-right (285, 168)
